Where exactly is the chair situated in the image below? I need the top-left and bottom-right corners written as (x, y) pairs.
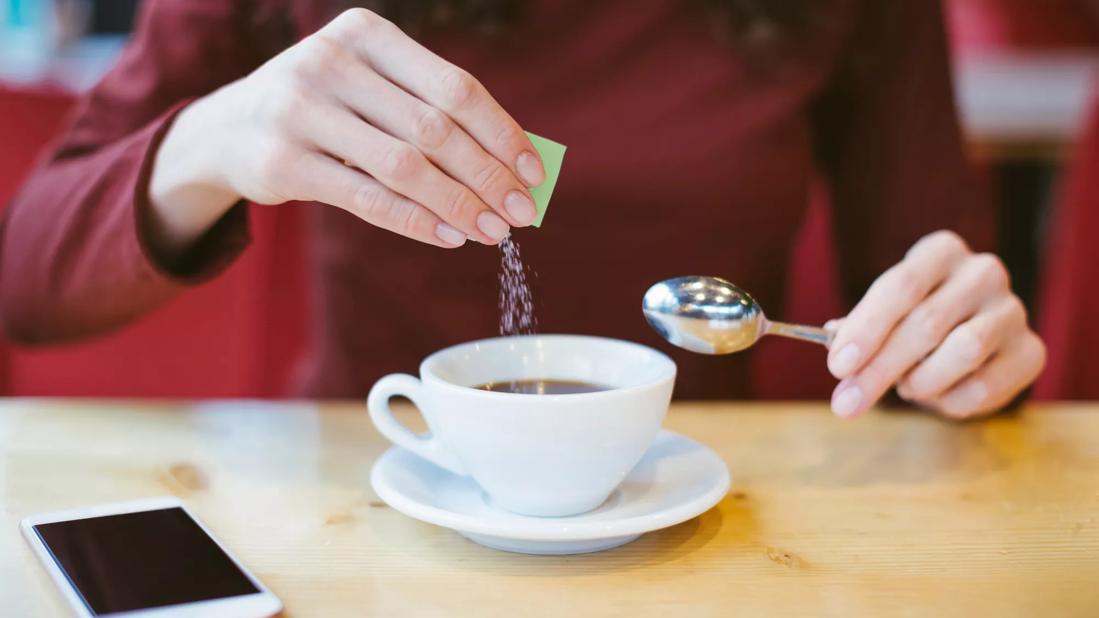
top-left (1034, 99), bottom-right (1099, 399)
top-left (0, 84), bottom-right (311, 397)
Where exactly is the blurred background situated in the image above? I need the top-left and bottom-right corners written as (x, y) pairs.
top-left (1, 0), bottom-right (1097, 400)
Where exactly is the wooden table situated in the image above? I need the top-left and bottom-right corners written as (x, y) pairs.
top-left (2, 400), bottom-right (1097, 617)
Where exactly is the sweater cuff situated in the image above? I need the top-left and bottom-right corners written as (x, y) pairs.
top-left (132, 100), bottom-right (251, 284)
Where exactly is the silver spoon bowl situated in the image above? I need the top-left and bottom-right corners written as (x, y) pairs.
top-left (642, 276), bottom-right (834, 355)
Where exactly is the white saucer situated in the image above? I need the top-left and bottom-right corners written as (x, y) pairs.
top-left (370, 430), bottom-right (730, 555)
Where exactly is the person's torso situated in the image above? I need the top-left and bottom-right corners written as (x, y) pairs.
top-left (292, 0), bottom-right (854, 398)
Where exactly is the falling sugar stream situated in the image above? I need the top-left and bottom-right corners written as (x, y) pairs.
top-left (498, 236), bottom-right (538, 336)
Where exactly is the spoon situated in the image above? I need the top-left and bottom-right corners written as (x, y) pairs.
top-left (642, 276), bottom-right (834, 355)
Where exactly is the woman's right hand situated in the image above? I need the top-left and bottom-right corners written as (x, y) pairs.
top-left (149, 8), bottom-right (545, 257)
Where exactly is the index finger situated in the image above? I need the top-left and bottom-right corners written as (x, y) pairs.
top-left (323, 10), bottom-right (546, 187)
top-left (828, 230), bottom-right (969, 379)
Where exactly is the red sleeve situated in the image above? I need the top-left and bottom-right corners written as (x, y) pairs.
top-left (0, 0), bottom-right (278, 344)
top-left (812, 0), bottom-right (995, 306)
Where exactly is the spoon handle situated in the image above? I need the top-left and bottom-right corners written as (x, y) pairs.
top-left (763, 320), bottom-right (835, 348)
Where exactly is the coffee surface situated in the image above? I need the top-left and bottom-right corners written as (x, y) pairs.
top-left (474, 379), bottom-right (609, 395)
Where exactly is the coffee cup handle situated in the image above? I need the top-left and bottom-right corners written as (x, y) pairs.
top-left (368, 374), bottom-right (467, 476)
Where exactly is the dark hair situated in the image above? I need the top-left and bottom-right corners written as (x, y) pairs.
top-left (327, 0), bottom-right (828, 58)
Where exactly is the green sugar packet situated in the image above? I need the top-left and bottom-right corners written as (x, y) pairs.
top-left (525, 131), bottom-right (566, 227)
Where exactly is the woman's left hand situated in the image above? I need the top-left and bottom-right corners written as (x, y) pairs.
top-left (826, 230), bottom-right (1046, 420)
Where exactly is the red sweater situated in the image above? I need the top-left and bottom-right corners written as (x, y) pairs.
top-left (0, 0), bottom-right (991, 398)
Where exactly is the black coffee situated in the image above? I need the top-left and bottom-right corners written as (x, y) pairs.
top-left (474, 379), bottom-right (609, 395)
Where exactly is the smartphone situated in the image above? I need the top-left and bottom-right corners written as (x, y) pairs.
top-left (21, 497), bottom-right (283, 618)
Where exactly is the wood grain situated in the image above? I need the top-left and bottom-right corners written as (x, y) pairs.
top-left (2, 400), bottom-right (1097, 617)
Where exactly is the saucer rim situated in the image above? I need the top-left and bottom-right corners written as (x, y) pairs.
top-left (370, 429), bottom-right (730, 542)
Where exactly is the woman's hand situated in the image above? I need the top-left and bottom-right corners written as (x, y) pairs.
top-left (149, 8), bottom-right (544, 258)
top-left (826, 230), bottom-right (1046, 420)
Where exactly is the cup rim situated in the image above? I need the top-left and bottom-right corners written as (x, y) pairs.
top-left (418, 334), bottom-right (676, 400)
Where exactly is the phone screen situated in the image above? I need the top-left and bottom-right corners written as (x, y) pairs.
top-left (32, 507), bottom-right (260, 615)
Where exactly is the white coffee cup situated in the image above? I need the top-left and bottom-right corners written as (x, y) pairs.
top-left (367, 335), bottom-right (676, 517)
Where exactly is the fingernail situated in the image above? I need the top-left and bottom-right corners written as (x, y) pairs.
top-left (832, 381), bottom-right (863, 418)
top-left (504, 191), bottom-right (536, 225)
top-left (476, 211), bottom-right (510, 242)
top-left (830, 343), bottom-right (860, 377)
top-left (434, 223), bottom-right (466, 247)
top-left (516, 151), bottom-right (545, 187)
top-left (824, 320), bottom-right (839, 331)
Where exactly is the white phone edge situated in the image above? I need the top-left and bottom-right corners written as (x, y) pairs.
top-left (20, 496), bottom-right (283, 618)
